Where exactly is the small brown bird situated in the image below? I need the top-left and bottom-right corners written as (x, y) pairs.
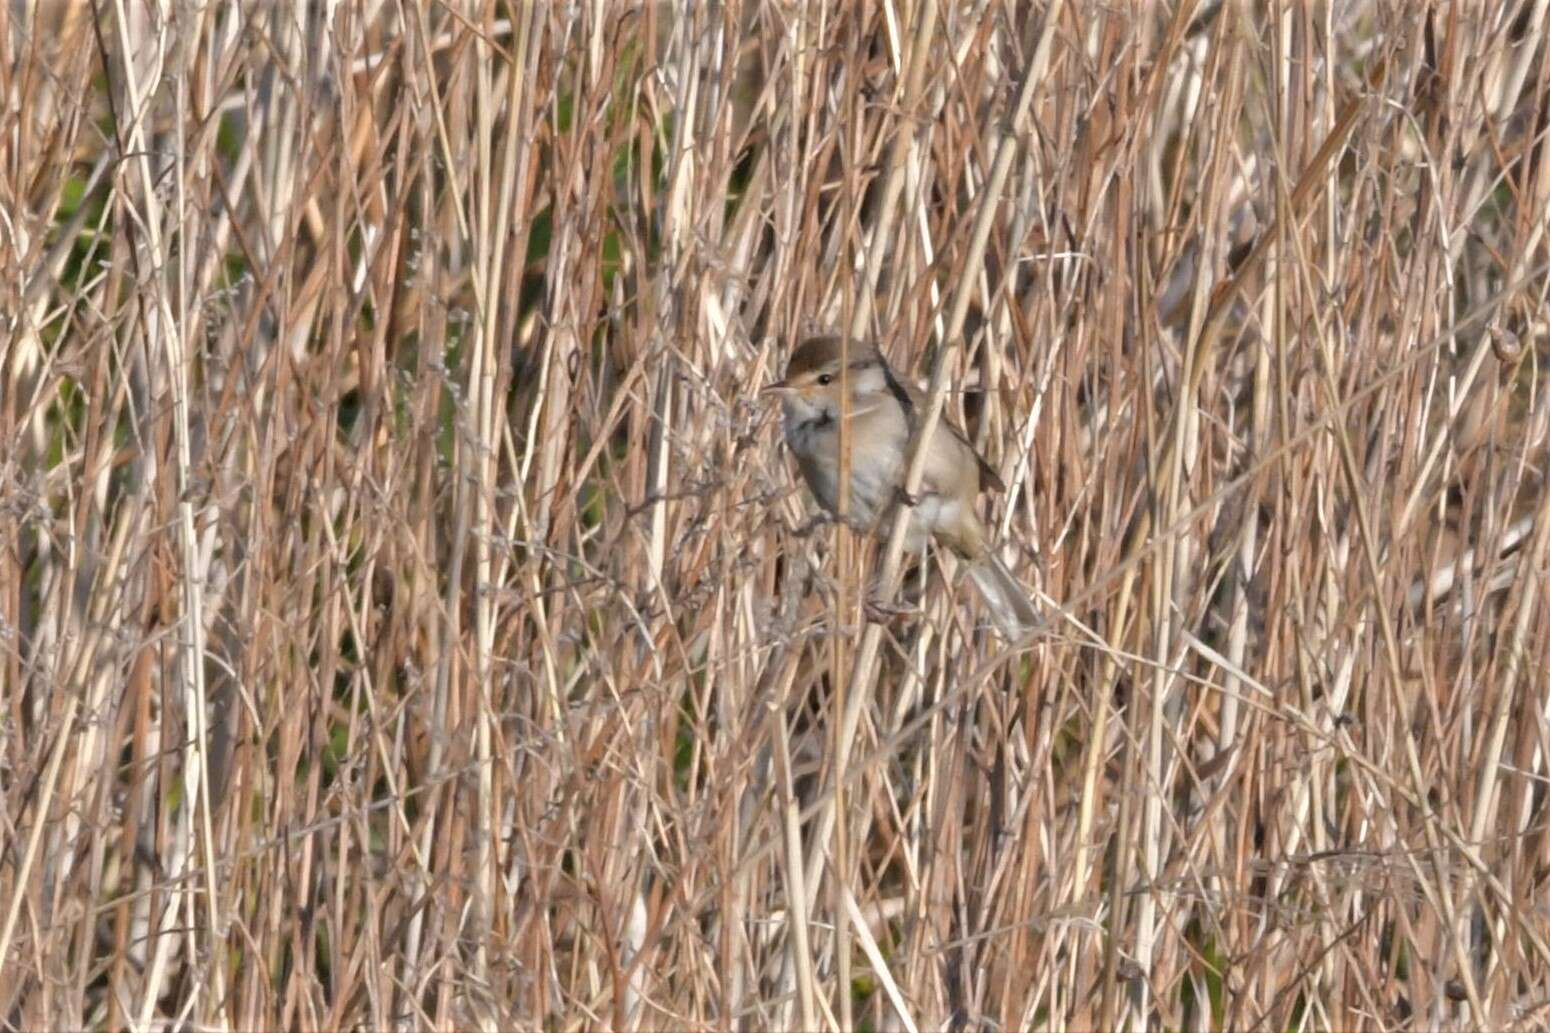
top-left (764, 335), bottom-right (1039, 638)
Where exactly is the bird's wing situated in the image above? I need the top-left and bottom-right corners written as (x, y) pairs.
top-left (898, 375), bottom-right (1006, 495)
top-left (967, 436), bottom-right (1006, 494)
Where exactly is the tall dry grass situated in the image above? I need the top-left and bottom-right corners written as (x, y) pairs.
top-left (4, 1), bottom-right (1550, 1029)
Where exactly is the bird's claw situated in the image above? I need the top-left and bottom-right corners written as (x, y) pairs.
top-left (792, 513), bottom-right (834, 537)
top-left (864, 596), bottom-right (918, 625)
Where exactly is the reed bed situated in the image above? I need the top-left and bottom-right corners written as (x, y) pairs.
top-left (4, 1), bottom-right (1550, 1029)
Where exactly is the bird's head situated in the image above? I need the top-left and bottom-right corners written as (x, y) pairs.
top-left (763, 336), bottom-right (895, 421)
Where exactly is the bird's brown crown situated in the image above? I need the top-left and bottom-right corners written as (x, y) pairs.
top-left (784, 335), bottom-right (885, 379)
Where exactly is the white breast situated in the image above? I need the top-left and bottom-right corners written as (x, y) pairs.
top-left (783, 402), bottom-right (933, 552)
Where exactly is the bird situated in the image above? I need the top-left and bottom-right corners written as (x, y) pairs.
top-left (763, 334), bottom-right (1039, 638)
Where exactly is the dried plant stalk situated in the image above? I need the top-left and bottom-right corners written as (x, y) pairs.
top-left (4, 2), bottom-right (1550, 1029)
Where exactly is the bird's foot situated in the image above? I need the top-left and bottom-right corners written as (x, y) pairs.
top-left (791, 513), bottom-right (834, 538)
top-left (864, 594), bottom-right (919, 625)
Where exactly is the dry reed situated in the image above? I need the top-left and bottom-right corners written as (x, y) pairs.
top-left (4, 1), bottom-right (1550, 1029)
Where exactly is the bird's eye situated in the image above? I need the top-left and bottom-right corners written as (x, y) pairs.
top-left (816, 373), bottom-right (834, 386)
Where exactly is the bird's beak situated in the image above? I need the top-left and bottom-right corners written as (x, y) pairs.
top-left (762, 380), bottom-right (791, 396)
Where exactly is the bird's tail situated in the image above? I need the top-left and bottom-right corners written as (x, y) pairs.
top-left (967, 551), bottom-right (1041, 640)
